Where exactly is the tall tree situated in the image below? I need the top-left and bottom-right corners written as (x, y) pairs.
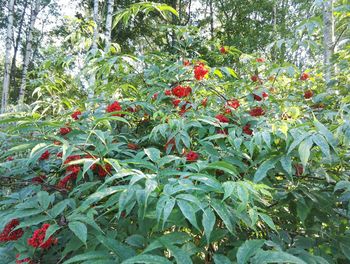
top-left (105, 0), bottom-right (114, 52)
top-left (1, 0), bottom-right (15, 113)
top-left (323, 0), bottom-right (335, 85)
top-left (10, 0), bottom-right (28, 92)
top-left (18, 0), bottom-right (39, 105)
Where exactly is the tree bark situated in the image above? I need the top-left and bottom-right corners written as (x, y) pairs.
top-left (88, 0), bottom-right (99, 99)
top-left (1, 0), bottom-right (15, 113)
top-left (323, 0), bottom-right (335, 85)
top-left (105, 0), bottom-right (114, 53)
top-left (18, 0), bottom-right (39, 105)
top-left (10, 0), bottom-right (28, 93)
top-left (92, 0), bottom-right (99, 53)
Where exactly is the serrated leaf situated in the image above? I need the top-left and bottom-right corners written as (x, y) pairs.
top-left (177, 200), bottom-right (199, 231)
top-left (251, 250), bottom-right (307, 264)
top-left (253, 158), bottom-right (278, 183)
top-left (259, 213), bottom-right (276, 231)
top-left (298, 137), bottom-right (313, 167)
top-left (69, 221), bottom-right (87, 244)
top-left (237, 239), bottom-right (265, 264)
top-left (202, 207), bottom-right (216, 244)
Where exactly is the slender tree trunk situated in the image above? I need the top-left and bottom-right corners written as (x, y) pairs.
top-left (105, 0), bottom-right (114, 52)
top-left (209, 0), bottom-right (214, 39)
top-left (88, 0), bottom-right (99, 99)
top-left (1, 0), bottom-right (15, 113)
top-left (10, 0), bottom-right (28, 92)
top-left (323, 0), bottom-right (335, 85)
top-left (92, 0), bottom-right (99, 53)
top-left (18, 0), bottom-right (39, 105)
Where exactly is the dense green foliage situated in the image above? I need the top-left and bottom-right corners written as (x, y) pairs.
top-left (1, 0), bottom-right (350, 263)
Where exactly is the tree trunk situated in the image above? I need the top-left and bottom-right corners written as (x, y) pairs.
top-left (92, 0), bottom-right (99, 53)
top-left (105, 0), bottom-right (114, 53)
top-left (10, 0), bottom-right (28, 93)
top-left (323, 0), bottom-right (335, 85)
top-left (18, 0), bottom-right (39, 105)
top-left (88, 0), bottom-right (99, 99)
top-left (1, 0), bottom-right (15, 113)
top-left (209, 0), bottom-right (214, 39)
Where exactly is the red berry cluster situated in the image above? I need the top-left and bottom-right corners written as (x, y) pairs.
top-left (249, 107), bottom-right (265, 117)
top-left (172, 85), bottom-right (192, 98)
top-left (194, 63), bottom-right (209, 80)
top-left (300, 72), bottom-right (310, 81)
top-left (215, 114), bottom-right (230, 123)
top-left (186, 151), bottom-right (199, 162)
top-left (71, 110), bottom-right (82, 120)
top-left (58, 155), bottom-right (81, 189)
top-left (39, 150), bottom-right (50, 160)
top-left (106, 101), bottom-right (122, 116)
top-left (60, 127), bottom-right (72, 136)
top-left (253, 92), bottom-right (268, 101)
top-left (16, 254), bottom-right (34, 264)
top-left (243, 124), bottom-right (253, 135)
top-left (27, 223), bottom-right (57, 249)
top-left (31, 175), bottom-right (47, 184)
top-left (0, 219), bottom-right (23, 242)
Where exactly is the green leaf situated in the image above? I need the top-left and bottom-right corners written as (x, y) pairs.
top-left (259, 213), bottom-right (276, 231)
top-left (251, 250), bottom-right (307, 264)
top-left (167, 244), bottom-right (192, 264)
top-left (253, 158), bottom-right (278, 183)
top-left (211, 199), bottom-right (234, 234)
top-left (312, 134), bottom-right (331, 158)
top-left (280, 155), bottom-right (292, 175)
top-left (237, 239), bottom-right (265, 264)
top-left (177, 200), bottom-right (199, 231)
top-left (37, 191), bottom-right (51, 210)
top-left (298, 137), bottom-right (313, 167)
top-left (122, 254), bottom-right (172, 264)
top-left (44, 224), bottom-right (61, 243)
top-left (202, 207), bottom-right (216, 244)
top-left (63, 251), bottom-right (111, 264)
top-left (97, 235), bottom-right (136, 260)
top-left (296, 201), bottom-right (311, 223)
top-left (144, 148), bottom-right (161, 163)
top-left (213, 254), bottom-right (232, 264)
top-left (205, 161), bottom-right (238, 177)
top-left (68, 221), bottom-right (87, 244)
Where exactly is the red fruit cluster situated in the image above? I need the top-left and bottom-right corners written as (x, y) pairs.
top-left (226, 99), bottom-right (240, 109)
top-left (39, 150), bottom-right (50, 160)
top-left (16, 254), bottom-right (34, 264)
top-left (201, 98), bottom-right (208, 107)
top-left (251, 75), bottom-right (260, 82)
top-left (215, 114), bottom-right (230, 123)
top-left (165, 90), bottom-right (172, 96)
top-left (294, 164), bottom-right (304, 176)
top-left (31, 175), bottom-right (47, 184)
top-left (249, 107), bottom-right (265, 117)
top-left (152, 93), bottom-right (158, 100)
top-left (183, 60), bottom-right (190, 66)
top-left (217, 129), bottom-right (228, 135)
top-left (165, 138), bottom-right (175, 152)
top-left (106, 101), bottom-right (122, 116)
top-left (186, 151), bottom-right (199, 162)
top-left (304, 90), bottom-right (313, 99)
top-left (71, 110), bottom-right (82, 120)
top-left (172, 85), bottom-right (192, 98)
top-left (127, 143), bottom-right (139, 150)
top-left (253, 92), bottom-right (268, 101)
top-left (194, 63), bottom-right (209, 80)
top-left (27, 223), bottom-right (57, 249)
top-left (300, 72), bottom-right (310, 81)
top-left (220, 46), bottom-right (227, 54)
top-left (243, 124), bottom-right (253, 135)
top-left (60, 127), bottom-right (72, 136)
top-left (256, 58), bottom-right (265, 63)
top-left (96, 163), bottom-right (112, 178)
top-left (58, 155), bottom-right (82, 189)
top-left (172, 99), bottom-right (181, 107)
top-left (7, 156), bottom-right (14, 161)
top-left (0, 219), bottom-right (23, 242)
